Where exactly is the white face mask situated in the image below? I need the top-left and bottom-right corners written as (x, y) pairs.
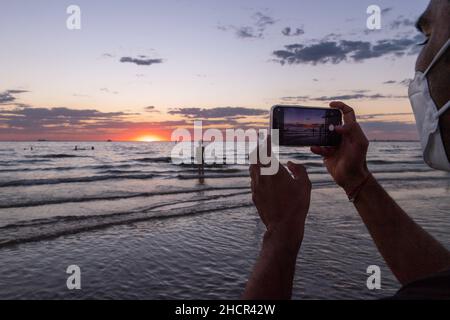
top-left (408, 39), bottom-right (450, 171)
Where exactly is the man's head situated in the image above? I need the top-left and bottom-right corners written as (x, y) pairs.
top-left (415, 0), bottom-right (450, 161)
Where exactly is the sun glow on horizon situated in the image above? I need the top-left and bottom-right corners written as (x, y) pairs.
top-left (136, 135), bottom-right (163, 142)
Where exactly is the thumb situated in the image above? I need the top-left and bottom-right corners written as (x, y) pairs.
top-left (287, 161), bottom-right (307, 180)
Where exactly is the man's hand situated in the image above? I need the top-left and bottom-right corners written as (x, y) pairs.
top-left (244, 154), bottom-right (311, 300)
top-left (311, 101), bottom-right (370, 194)
top-left (310, 103), bottom-right (450, 286)
top-left (249, 159), bottom-right (311, 247)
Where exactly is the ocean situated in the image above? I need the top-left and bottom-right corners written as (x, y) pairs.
top-left (0, 141), bottom-right (449, 299)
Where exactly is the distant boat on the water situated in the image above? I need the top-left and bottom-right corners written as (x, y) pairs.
top-left (107, 139), bottom-right (112, 142)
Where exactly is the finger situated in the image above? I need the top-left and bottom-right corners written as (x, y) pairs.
top-left (287, 161), bottom-right (307, 180)
top-left (251, 177), bottom-right (256, 193)
top-left (266, 134), bottom-right (272, 157)
top-left (336, 122), bottom-right (367, 143)
top-left (249, 142), bottom-right (258, 165)
top-left (256, 135), bottom-right (261, 165)
top-left (258, 134), bottom-right (273, 168)
top-left (249, 164), bottom-right (260, 185)
top-left (310, 146), bottom-right (325, 156)
top-left (310, 146), bottom-right (337, 158)
top-left (330, 101), bottom-right (356, 124)
top-left (274, 160), bottom-right (289, 178)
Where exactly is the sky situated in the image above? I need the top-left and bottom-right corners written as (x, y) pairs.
top-left (0, 0), bottom-right (430, 141)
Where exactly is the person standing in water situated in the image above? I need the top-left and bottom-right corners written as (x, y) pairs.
top-left (196, 140), bottom-right (205, 180)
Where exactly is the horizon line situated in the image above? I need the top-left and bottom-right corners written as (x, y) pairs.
top-left (0, 139), bottom-right (421, 143)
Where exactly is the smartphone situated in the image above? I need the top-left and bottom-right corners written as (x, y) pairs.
top-left (270, 105), bottom-right (342, 147)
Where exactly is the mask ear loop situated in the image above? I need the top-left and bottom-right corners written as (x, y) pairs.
top-left (437, 101), bottom-right (450, 117)
top-left (424, 39), bottom-right (450, 76)
top-left (423, 39), bottom-right (450, 118)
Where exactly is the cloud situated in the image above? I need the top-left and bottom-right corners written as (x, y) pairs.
top-left (79, 119), bottom-right (190, 131)
top-left (281, 27), bottom-right (305, 37)
top-left (0, 105), bottom-right (266, 135)
top-left (100, 88), bottom-right (119, 94)
top-left (323, 33), bottom-right (344, 41)
top-left (6, 90), bottom-right (29, 94)
top-left (281, 92), bottom-right (407, 102)
top-left (273, 34), bottom-right (423, 65)
top-left (0, 90), bottom-right (29, 103)
top-left (0, 105), bottom-right (419, 141)
top-left (400, 79), bottom-right (412, 86)
top-left (144, 106), bottom-right (159, 113)
top-left (0, 92), bottom-right (16, 104)
top-left (383, 79), bottom-right (412, 86)
top-left (357, 112), bottom-right (413, 121)
top-left (390, 17), bottom-right (416, 30)
top-left (281, 96), bottom-right (311, 102)
top-left (0, 104), bottom-right (267, 140)
top-left (381, 7), bottom-right (393, 15)
top-left (120, 56), bottom-right (163, 66)
top-left (0, 106), bottom-right (130, 130)
top-left (235, 26), bottom-right (260, 39)
top-left (0, 90), bottom-right (29, 104)
top-left (168, 107), bottom-right (268, 119)
top-left (0, 105), bottom-right (186, 138)
top-left (254, 12), bottom-right (276, 29)
top-left (219, 11), bottom-right (276, 39)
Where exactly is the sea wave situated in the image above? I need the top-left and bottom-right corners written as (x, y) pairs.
top-left (0, 163), bottom-right (133, 173)
top-left (26, 154), bottom-right (90, 159)
top-left (177, 173), bottom-right (249, 180)
top-left (0, 186), bottom-right (251, 209)
top-left (367, 159), bottom-right (424, 165)
top-left (0, 166), bottom-right (78, 173)
top-left (134, 156), bottom-right (172, 163)
top-left (0, 159), bottom-right (50, 166)
top-left (290, 154), bottom-right (318, 160)
top-left (0, 173), bottom-right (157, 188)
top-left (0, 194), bottom-right (253, 247)
top-left (302, 162), bottom-right (324, 168)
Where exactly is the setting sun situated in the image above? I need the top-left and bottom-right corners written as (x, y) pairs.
top-left (136, 135), bottom-right (162, 142)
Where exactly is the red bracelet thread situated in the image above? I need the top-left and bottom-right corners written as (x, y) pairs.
top-left (347, 173), bottom-right (372, 203)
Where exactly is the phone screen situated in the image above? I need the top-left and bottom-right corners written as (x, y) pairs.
top-left (272, 106), bottom-right (342, 147)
